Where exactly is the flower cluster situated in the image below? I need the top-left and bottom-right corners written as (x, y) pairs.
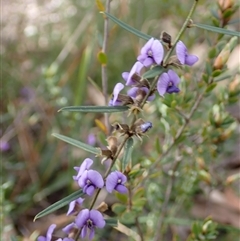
top-left (37, 36), bottom-right (198, 241)
top-left (73, 158), bottom-right (127, 196)
top-left (109, 38), bottom-right (198, 106)
top-left (38, 158), bottom-right (127, 240)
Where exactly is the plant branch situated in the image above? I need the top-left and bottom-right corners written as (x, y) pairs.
top-left (153, 155), bottom-right (182, 241)
top-left (102, 0), bottom-right (111, 134)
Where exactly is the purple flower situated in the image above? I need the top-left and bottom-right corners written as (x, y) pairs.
top-left (137, 38), bottom-right (164, 67)
top-left (87, 133), bottom-right (96, 146)
top-left (75, 209), bottom-right (106, 240)
top-left (122, 61), bottom-right (144, 86)
top-left (157, 70), bottom-right (180, 97)
top-left (0, 140), bottom-right (10, 152)
top-left (67, 198), bottom-right (84, 216)
top-left (62, 222), bottom-right (76, 234)
top-left (73, 158), bottom-right (93, 181)
top-left (37, 224), bottom-right (56, 241)
top-left (127, 87), bottom-right (155, 102)
top-left (109, 83), bottom-right (124, 106)
top-left (176, 41), bottom-right (198, 66)
top-left (140, 122), bottom-right (152, 133)
top-left (20, 87), bottom-right (35, 101)
top-left (56, 238), bottom-right (74, 241)
top-left (106, 171), bottom-right (128, 194)
top-left (78, 170), bottom-right (104, 196)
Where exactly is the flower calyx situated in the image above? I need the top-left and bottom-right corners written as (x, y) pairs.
top-left (99, 136), bottom-right (118, 163)
top-left (112, 119), bottom-right (152, 141)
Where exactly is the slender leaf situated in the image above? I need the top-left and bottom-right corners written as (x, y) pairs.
top-left (34, 190), bottom-right (84, 221)
top-left (52, 133), bottom-right (100, 155)
top-left (102, 12), bottom-right (152, 41)
top-left (58, 105), bottom-right (129, 113)
top-left (75, 45), bottom-right (92, 106)
top-left (193, 23), bottom-right (240, 37)
top-left (105, 218), bottom-right (118, 227)
top-left (122, 138), bottom-right (134, 171)
top-left (142, 66), bottom-right (164, 79)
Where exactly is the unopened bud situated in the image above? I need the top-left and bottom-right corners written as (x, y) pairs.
top-left (196, 157), bottom-right (206, 170)
top-left (202, 219), bottom-right (213, 233)
top-left (229, 75), bottom-right (240, 93)
top-left (199, 170), bottom-right (211, 184)
top-left (218, 0), bottom-right (234, 11)
top-left (213, 36), bottom-right (237, 69)
top-left (226, 173), bottom-right (240, 185)
top-left (160, 31), bottom-right (172, 48)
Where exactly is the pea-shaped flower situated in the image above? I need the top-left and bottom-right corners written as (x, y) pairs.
top-left (78, 170), bottom-right (104, 196)
top-left (38, 224), bottom-right (74, 241)
top-left (106, 171), bottom-right (128, 193)
top-left (122, 61), bottom-right (144, 86)
top-left (73, 158), bottom-right (93, 181)
top-left (176, 41), bottom-right (198, 66)
top-left (137, 38), bottom-right (164, 67)
top-left (37, 224), bottom-right (56, 241)
top-left (75, 209), bottom-right (106, 240)
top-left (66, 197), bottom-right (84, 216)
top-left (157, 69), bottom-right (180, 97)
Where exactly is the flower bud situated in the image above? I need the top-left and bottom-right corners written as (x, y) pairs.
top-left (202, 219), bottom-right (213, 233)
top-left (196, 157), bottom-right (206, 170)
top-left (198, 170), bottom-right (211, 184)
top-left (218, 0), bottom-right (234, 11)
top-left (226, 173), bottom-right (240, 185)
top-left (213, 36), bottom-right (238, 69)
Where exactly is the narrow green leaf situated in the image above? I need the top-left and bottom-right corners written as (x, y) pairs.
top-left (142, 66), bottom-right (164, 79)
top-left (105, 218), bottom-right (118, 227)
top-left (102, 12), bottom-right (152, 41)
top-left (52, 133), bottom-right (100, 155)
top-left (122, 138), bottom-right (133, 171)
top-left (193, 23), bottom-right (240, 37)
top-left (58, 106), bottom-right (129, 113)
top-left (75, 45), bottom-right (92, 106)
top-left (205, 83), bottom-right (217, 93)
top-left (34, 190), bottom-right (84, 221)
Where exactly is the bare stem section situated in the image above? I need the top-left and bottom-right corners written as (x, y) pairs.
top-left (102, 0), bottom-right (111, 134)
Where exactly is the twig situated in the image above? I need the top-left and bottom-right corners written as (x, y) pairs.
top-left (135, 216), bottom-right (144, 241)
top-left (102, 0), bottom-right (111, 134)
top-left (153, 155), bottom-right (182, 241)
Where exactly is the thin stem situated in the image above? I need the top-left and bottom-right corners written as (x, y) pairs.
top-left (140, 0), bottom-right (199, 109)
top-left (135, 216), bottom-right (144, 241)
top-left (163, 0), bottom-right (199, 64)
top-left (74, 135), bottom-right (129, 241)
top-left (153, 155), bottom-right (182, 241)
top-left (102, 0), bottom-right (111, 134)
top-left (90, 135), bottom-right (129, 210)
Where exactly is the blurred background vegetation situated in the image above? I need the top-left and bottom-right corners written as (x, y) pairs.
top-left (1, 0), bottom-right (240, 240)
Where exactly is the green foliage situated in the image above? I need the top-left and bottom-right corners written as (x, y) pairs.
top-left (3, 0), bottom-right (240, 240)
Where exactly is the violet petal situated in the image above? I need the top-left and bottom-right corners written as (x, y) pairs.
top-left (176, 41), bottom-right (187, 64)
top-left (152, 40), bottom-right (164, 65)
top-left (89, 210), bottom-right (106, 228)
top-left (106, 171), bottom-right (118, 193)
top-left (76, 209), bottom-right (89, 228)
top-left (115, 184), bottom-right (128, 193)
top-left (168, 69), bottom-right (180, 86)
top-left (157, 73), bottom-right (170, 97)
top-left (88, 170), bottom-right (104, 188)
top-left (113, 83), bottom-right (124, 105)
top-left (185, 54), bottom-right (199, 66)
